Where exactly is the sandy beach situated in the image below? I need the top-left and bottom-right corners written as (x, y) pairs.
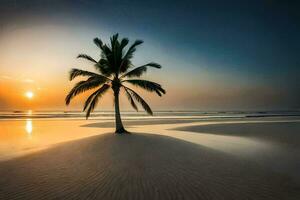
top-left (0, 116), bottom-right (300, 199)
top-left (1, 0), bottom-right (300, 198)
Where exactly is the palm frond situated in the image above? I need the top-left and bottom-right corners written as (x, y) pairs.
top-left (120, 38), bottom-right (129, 50)
top-left (123, 87), bottom-right (138, 111)
top-left (110, 34), bottom-right (120, 71)
top-left (84, 84), bottom-right (110, 119)
top-left (100, 44), bottom-right (115, 72)
top-left (112, 36), bottom-right (129, 62)
top-left (119, 59), bottom-right (133, 74)
top-left (123, 86), bottom-right (153, 115)
top-left (65, 77), bottom-right (105, 105)
top-left (83, 84), bottom-right (110, 111)
top-left (119, 40), bottom-right (143, 73)
top-left (93, 38), bottom-right (103, 49)
top-left (95, 61), bottom-right (112, 77)
top-left (123, 79), bottom-right (166, 96)
top-left (77, 54), bottom-right (97, 64)
top-left (120, 62), bottom-right (161, 78)
top-left (101, 44), bottom-right (113, 58)
top-left (110, 33), bottom-right (119, 48)
top-left (69, 68), bottom-right (110, 81)
top-left (123, 40), bottom-right (143, 60)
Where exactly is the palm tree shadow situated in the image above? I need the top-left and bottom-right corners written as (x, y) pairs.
top-left (0, 133), bottom-right (296, 200)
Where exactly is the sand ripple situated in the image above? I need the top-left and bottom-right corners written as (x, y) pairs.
top-left (0, 133), bottom-right (299, 200)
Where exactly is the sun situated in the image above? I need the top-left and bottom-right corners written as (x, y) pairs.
top-left (25, 91), bottom-right (34, 99)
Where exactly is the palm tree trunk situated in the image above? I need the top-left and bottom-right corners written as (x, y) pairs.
top-left (113, 87), bottom-right (127, 134)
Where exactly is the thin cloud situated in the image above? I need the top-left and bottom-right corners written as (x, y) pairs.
top-left (1, 76), bottom-right (36, 83)
top-left (22, 79), bottom-right (35, 83)
top-left (0, 76), bottom-right (12, 80)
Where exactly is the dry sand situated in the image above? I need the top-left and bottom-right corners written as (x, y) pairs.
top-left (0, 119), bottom-right (300, 199)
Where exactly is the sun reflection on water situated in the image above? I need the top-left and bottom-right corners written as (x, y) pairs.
top-left (25, 119), bottom-right (33, 139)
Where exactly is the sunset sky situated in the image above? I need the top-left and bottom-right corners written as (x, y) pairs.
top-left (0, 0), bottom-right (299, 111)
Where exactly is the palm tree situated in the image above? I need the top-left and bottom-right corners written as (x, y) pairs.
top-left (65, 34), bottom-right (166, 134)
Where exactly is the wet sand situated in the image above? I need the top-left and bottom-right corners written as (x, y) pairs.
top-left (0, 118), bottom-right (300, 199)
